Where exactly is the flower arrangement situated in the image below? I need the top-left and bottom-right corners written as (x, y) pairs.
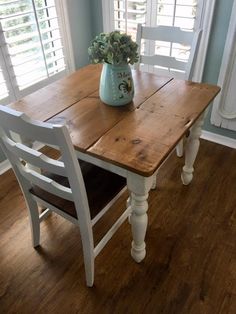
top-left (88, 31), bottom-right (139, 65)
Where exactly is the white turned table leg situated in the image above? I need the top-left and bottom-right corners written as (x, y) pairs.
top-left (130, 193), bottom-right (149, 262)
top-left (176, 138), bottom-right (184, 157)
top-left (181, 113), bottom-right (204, 185)
top-left (127, 196), bottom-right (132, 224)
top-left (127, 173), bottom-right (153, 263)
top-left (151, 173), bottom-right (157, 190)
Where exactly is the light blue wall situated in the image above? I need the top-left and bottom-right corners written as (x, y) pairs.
top-left (67, 0), bottom-right (93, 68)
top-left (202, 0), bottom-right (236, 139)
top-left (90, 0), bottom-right (103, 37)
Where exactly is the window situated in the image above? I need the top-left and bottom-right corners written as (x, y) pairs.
top-left (0, 0), bottom-right (74, 105)
top-left (112, 0), bottom-right (201, 38)
top-left (102, 0), bottom-right (216, 81)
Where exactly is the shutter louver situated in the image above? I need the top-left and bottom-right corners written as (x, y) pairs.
top-left (112, 0), bottom-right (199, 76)
top-left (113, 0), bottom-right (198, 44)
top-left (0, 0), bottom-right (66, 91)
top-left (155, 0), bottom-right (198, 63)
top-left (114, 0), bottom-right (147, 40)
top-left (156, 0), bottom-right (197, 30)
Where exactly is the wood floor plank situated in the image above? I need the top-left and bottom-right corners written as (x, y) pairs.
top-left (0, 140), bottom-right (236, 313)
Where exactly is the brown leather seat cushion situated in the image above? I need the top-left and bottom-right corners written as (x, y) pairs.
top-left (30, 160), bottom-right (126, 219)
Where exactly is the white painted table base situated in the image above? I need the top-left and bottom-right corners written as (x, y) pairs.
top-left (181, 113), bottom-right (204, 185)
top-left (127, 174), bottom-right (153, 262)
top-left (127, 113), bottom-right (205, 262)
top-left (19, 109), bottom-right (204, 263)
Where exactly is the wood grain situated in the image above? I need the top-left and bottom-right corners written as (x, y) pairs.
top-left (139, 79), bottom-right (221, 121)
top-left (47, 97), bottom-right (130, 151)
top-left (87, 109), bottom-right (178, 176)
top-left (8, 65), bottom-right (220, 177)
top-left (87, 70), bottom-right (172, 109)
top-left (88, 80), bottom-right (220, 176)
top-left (1, 141), bottom-right (236, 313)
top-left (47, 74), bottom-right (172, 151)
top-left (9, 64), bottom-right (102, 121)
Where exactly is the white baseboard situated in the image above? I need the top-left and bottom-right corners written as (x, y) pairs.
top-left (0, 132), bottom-right (235, 175)
top-left (201, 130), bottom-right (236, 149)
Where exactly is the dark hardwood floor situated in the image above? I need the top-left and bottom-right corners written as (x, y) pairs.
top-left (0, 139), bottom-right (236, 314)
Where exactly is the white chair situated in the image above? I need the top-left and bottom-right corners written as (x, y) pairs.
top-left (135, 24), bottom-right (202, 158)
top-left (0, 105), bottom-right (130, 287)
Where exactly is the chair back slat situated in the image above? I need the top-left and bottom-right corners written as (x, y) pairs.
top-left (0, 105), bottom-right (58, 145)
top-left (19, 167), bottom-right (73, 201)
top-left (0, 105), bottom-right (90, 210)
top-left (1, 136), bottom-right (66, 176)
top-left (136, 24), bottom-right (202, 80)
top-left (140, 55), bottom-right (187, 71)
top-left (141, 25), bottom-right (194, 45)
top-left (0, 99), bottom-right (129, 287)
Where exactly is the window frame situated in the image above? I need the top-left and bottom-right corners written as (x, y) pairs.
top-left (102, 0), bottom-right (216, 82)
top-left (0, 0), bottom-right (75, 105)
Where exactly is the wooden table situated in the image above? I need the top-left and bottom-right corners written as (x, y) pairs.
top-left (9, 64), bottom-right (220, 262)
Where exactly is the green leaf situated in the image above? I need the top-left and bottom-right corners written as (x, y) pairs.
top-left (88, 31), bottom-right (139, 65)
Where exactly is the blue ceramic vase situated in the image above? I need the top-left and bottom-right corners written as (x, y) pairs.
top-left (99, 63), bottom-right (134, 106)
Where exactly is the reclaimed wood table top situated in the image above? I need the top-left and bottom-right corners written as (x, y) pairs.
top-left (9, 64), bottom-right (220, 177)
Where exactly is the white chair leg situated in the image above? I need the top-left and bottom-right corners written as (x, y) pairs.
top-left (79, 226), bottom-right (95, 287)
top-left (26, 196), bottom-right (40, 247)
top-left (84, 258), bottom-right (94, 287)
top-left (176, 138), bottom-right (184, 157)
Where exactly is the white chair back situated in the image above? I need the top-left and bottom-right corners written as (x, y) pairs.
top-left (0, 105), bottom-right (90, 217)
top-left (0, 105), bottom-right (129, 286)
top-left (135, 24), bottom-right (202, 80)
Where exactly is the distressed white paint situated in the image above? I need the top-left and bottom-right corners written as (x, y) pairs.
top-left (181, 113), bottom-right (205, 185)
top-left (0, 105), bottom-right (130, 287)
top-left (127, 173), bottom-right (153, 263)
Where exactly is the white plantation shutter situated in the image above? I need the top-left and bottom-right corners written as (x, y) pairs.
top-left (104, 0), bottom-right (206, 76)
top-left (110, 1), bottom-right (201, 37)
top-left (154, 0), bottom-right (203, 65)
top-left (114, 0), bottom-right (148, 40)
top-left (156, 0), bottom-right (199, 30)
top-left (0, 47), bottom-right (15, 104)
top-left (0, 0), bottom-right (72, 104)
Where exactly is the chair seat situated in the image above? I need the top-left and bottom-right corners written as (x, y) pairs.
top-left (30, 160), bottom-right (126, 219)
